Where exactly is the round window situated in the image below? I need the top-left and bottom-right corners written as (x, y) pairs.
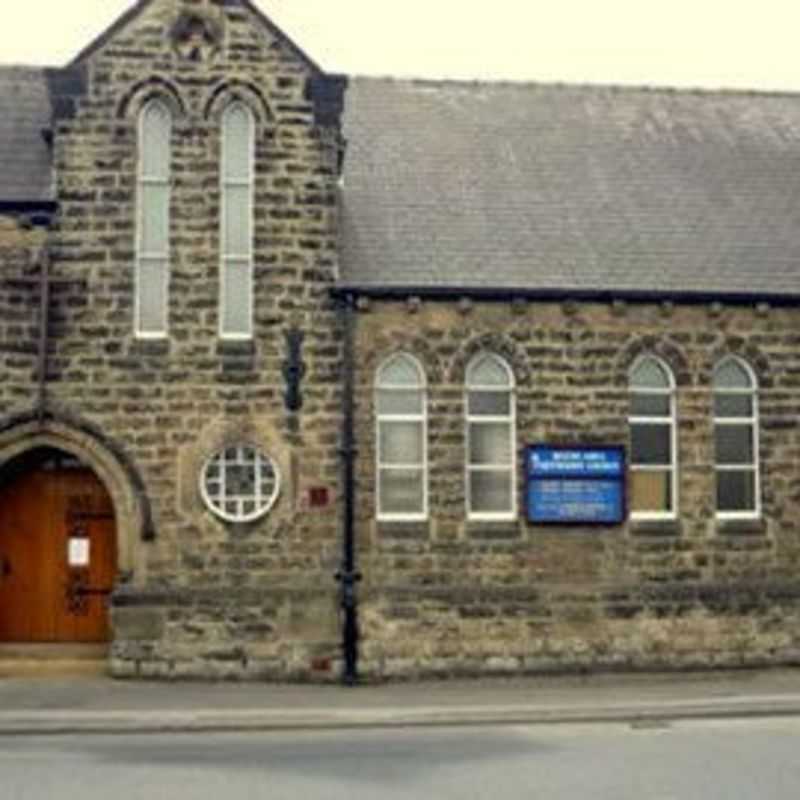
top-left (200, 445), bottom-right (280, 522)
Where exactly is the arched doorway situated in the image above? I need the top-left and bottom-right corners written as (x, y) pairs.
top-left (0, 447), bottom-right (117, 643)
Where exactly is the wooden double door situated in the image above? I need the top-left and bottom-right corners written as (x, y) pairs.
top-left (0, 462), bottom-right (117, 643)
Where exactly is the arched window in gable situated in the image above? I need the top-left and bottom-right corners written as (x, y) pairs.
top-left (220, 102), bottom-right (255, 338)
top-left (136, 99), bottom-right (172, 337)
top-left (714, 357), bottom-right (759, 517)
top-left (465, 353), bottom-right (516, 519)
top-left (629, 355), bottom-right (677, 518)
top-left (375, 354), bottom-right (427, 519)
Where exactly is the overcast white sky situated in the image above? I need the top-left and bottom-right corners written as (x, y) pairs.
top-left (2, 0), bottom-right (800, 91)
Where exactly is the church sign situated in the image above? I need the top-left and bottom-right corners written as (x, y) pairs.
top-left (526, 445), bottom-right (626, 524)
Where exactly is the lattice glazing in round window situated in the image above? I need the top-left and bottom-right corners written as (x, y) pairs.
top-left (201, 445), bottom-right (279, 522)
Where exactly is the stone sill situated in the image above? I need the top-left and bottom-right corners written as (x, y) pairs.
top-left (629, 518), bottom-right (682, 537)
top-left (466, 521), bottom-right (521, 540)
top-left (131, 337), bottom-right (170, 356)
top-left (216, 338), bottom-right (256, 356)
top-left (376, 520), bottom-right (430, 540)
top-left (715, 517), bottom-right (767, 536)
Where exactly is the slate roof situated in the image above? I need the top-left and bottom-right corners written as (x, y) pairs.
top-left (4, 65), bottom-right (800, 299)
top-left (340, 78), bottom-right (800, 298)
top-left (0, 67), bottom-right (53, 203)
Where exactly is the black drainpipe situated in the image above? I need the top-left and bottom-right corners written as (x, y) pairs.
top-left (337, 292), bottom-right (360, 685)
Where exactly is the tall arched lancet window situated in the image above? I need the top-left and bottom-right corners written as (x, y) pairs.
top-left (375, 354), bottom-right (427, 519)
top-left (629, 356), bottom-right (677, 518)
top-left (136, 99), bottom-right (172, 337)
top-left (714, 357), bottom-right (759, 517)
top-left (466, 354), bottom-right (516, 519)
top-left (220, 102), bottom-right (255, 338)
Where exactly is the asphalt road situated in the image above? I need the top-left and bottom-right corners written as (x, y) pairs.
top-left (2, 717), bottom-right (799, 799)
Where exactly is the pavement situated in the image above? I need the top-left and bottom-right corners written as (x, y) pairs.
top-left (2, 668), bottom-right (800, 736)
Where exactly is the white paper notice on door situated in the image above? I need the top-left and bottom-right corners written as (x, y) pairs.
top-left (68, 537), bottom-right (90, 567)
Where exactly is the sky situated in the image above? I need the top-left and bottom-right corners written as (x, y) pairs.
top-left (2, 0), bottom-right (800, 91)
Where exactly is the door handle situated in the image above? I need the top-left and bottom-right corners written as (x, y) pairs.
top-left (0, 556), bottom-right (10, 578)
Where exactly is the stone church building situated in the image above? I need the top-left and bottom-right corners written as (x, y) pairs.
top-left (1, 0), bottom-right (800, 680)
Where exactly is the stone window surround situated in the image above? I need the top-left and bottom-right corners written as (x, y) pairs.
top-left (199, 444), bottom-right (280, 524)
top-left (713, 355), bottom-right (761, 521)
top-left (135, 97), bottom-right (172, 340)
top-left (124, 81), bottom-right (269, 345)
top-left (628, 354), bottom-right (678, 522)
top-left (465, 352), bottom-right (517, 521)
top-left (219, 101), bottom-right (255, 340)
top-left (374, 353), bottom-right (428, 522)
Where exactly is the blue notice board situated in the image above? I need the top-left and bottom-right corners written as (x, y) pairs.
top-left (526, 445), bottom-right (626, 524)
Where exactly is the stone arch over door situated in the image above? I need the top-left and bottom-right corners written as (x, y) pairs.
top-left (0, 416), bottom-right (152, 577)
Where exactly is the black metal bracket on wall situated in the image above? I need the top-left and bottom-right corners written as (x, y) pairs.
top-left (282, 329), bottom-right (306, 413)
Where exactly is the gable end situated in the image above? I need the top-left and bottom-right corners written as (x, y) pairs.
top-left (69, 0), bottom-right (323, 74)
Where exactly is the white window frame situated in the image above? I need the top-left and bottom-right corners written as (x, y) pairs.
top-left (714, 356), bottom-right (760, 520)
top-left (220, 102), bottom-right (255, 340)
top-left (199, 445), bottom-right (280, 523)
top-left (465, 353), bottom-right (517, 521)
top-left (628, 355), bottom-right (678, 521)
top-left (135, 99), bottom-right (171, 339)
top-left (375, 353), bottom-right (428, 521)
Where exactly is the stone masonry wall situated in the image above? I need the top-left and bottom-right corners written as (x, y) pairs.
top-left (0, 217), bottom-right (44, 416)
top-left (4, 0), bottom-right (800, 683)
top-left (352, 298), bottom-right (800, 678)
top-left (0, 0), bottom-right (345, 680)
